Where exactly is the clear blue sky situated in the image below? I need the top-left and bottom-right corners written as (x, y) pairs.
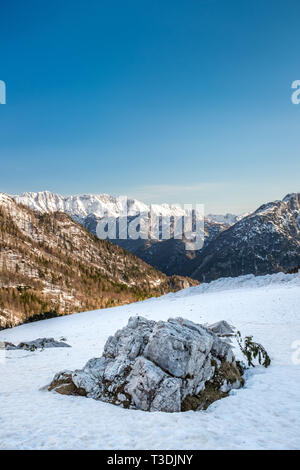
top-left (0, 0), bottom-right (299, 213)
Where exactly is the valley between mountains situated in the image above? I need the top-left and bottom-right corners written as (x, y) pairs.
top-left (1, 190), bottom-right (299, 328)
top-left (15, 190), bottom-right (300, 280)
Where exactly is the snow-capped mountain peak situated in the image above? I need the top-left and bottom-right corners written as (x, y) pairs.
top-left (13, 191), bottom-right (202, 221)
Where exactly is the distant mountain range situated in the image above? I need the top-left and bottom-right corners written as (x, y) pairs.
top-left (0, 193), bottom-right (196, 329)
top-left (13, 190), bottom-right (300, 282)
top-left (206, 212), bottom-right (248, 226)
top-left (14, 191), bottom-right (234, 275)
top-left (14, 191), bottom-right (194, 221)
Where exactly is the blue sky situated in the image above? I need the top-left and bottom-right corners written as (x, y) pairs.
top-left (0, 0), bottom-right (299, 213)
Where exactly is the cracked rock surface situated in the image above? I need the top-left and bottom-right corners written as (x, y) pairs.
top-left (48, 316), bottom-right (244, 412)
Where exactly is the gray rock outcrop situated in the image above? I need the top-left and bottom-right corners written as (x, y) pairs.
top-left (48, 316), bottom-right (244, 412)
top-left (3, 337), bottom-right (71, 350)
top-left (207, 320), bottom-right (235, 337)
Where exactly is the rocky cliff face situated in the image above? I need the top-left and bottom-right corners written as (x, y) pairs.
top-left (0, 194), bottom-right (197, 329)
top-left (184, 193), bottom-right (300, 282)
top-left (48, 316), bottom-right (244, 412)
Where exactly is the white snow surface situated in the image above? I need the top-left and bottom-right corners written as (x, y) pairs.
top-left (0, 272), bottom-right (300, 450)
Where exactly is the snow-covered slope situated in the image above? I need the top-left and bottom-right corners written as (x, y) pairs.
top-left (0, 272), bottom-right (299, 450)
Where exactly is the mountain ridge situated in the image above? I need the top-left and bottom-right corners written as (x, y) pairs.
top-left (13, 190), bottom-right (237, 275)
top-left (14, 190), bottom-right (244, 222)
top-left (0, 193), bottom-right (197, 329)
top-left (11, 190), bottom-right (300, 281)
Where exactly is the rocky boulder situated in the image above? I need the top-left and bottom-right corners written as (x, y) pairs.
top-left (48, 316), bottom-right (244, 412)
top-left (3, 337), bottom-right (71, 350)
